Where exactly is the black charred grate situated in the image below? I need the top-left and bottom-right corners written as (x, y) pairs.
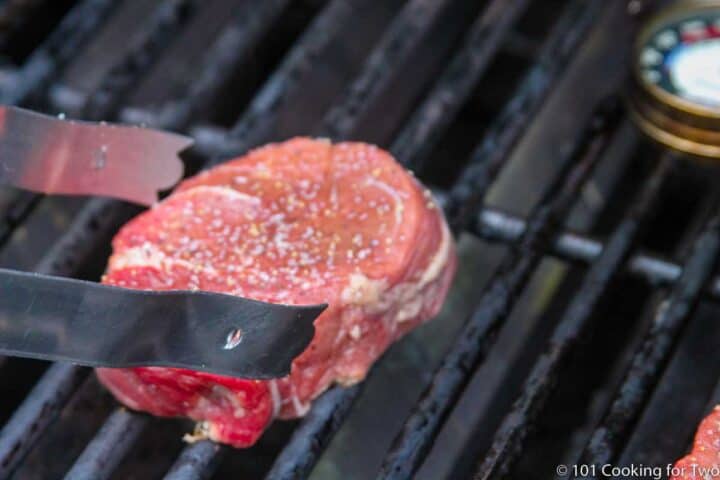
top-left (0, 0), bottom-right (718, 479)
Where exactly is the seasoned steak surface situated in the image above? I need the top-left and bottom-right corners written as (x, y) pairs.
top-left (672, 406), bottom-right (720, 480)
top-left (97, 138), bottom-right (456, 447)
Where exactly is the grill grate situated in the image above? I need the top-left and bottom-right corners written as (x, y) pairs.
top-left (576, 207), bottom-right (720, 476)
top-left (0, 0), bottom-right (717, 479)
top-left (474, 154), bottom-right (674, 479)
top-left (79, 0), bottom-right (198, 121)
top-left (164, 440), bottom-right (224, 480)
top-left (390, 0), bottom-right (530, 172)
top-left (64, 409), bottom-right (149, 480)
top-left (379, 95), bottom-right (624, 480)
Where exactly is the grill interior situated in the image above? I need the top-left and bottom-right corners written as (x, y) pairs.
top-left (0, 0), bottom-right (718, 479)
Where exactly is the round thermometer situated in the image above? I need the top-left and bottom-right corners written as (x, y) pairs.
top-left (629, 0), bottom-right (720, 159)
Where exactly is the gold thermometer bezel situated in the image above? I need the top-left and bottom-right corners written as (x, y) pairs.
top-left (629, 0), bottom-right (720, 159)
top-left (634, 0), bottom-right (720, 120)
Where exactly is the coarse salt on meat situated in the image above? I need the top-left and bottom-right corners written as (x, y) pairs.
top-left (96, 137), bottom-right (456, 448)
top-left (671, 406), bottom-right (720, 479)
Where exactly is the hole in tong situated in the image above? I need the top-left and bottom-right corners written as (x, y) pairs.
top-left (223, 328), bottom-right (244, 350)
top-left (92, 145), bottom-right (108, 170)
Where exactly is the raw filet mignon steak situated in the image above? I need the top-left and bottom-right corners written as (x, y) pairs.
top-left (671, 406), bottom-right (720, 479)
top-left (97, 137), bottom-right (456, 447)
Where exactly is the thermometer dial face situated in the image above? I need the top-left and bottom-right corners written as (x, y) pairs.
top-left (638, 7), bottom-right (720, 111)
top-left (628, 2), bottom-right (720, 160)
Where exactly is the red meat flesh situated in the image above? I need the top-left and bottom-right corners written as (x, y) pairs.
top-left (672, 406), bottom-right (720, 479)
top-left (96, 137), bottom-right (456, 447)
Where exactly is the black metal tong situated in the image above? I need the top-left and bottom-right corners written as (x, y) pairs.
top-left (0, 106), bottom-right (325, 378)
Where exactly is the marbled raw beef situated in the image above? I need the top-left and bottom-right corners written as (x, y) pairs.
top-left (97, 138), bottom-right (456, 447)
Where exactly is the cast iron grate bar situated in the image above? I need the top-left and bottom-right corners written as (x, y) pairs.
top-left (472, 207), bottom-right (678, 295)
top-left (446, 0), bottom-right (604, 233)
top-left (202, 0), bottom-right (358, 161)
top-left (391, 0), bottom-right (530, 170)
top-left (0, 363), bottom-right (87, 479)
top-left (63, 409), bottom-right (148, 480)
top-left (318, 0), bottom-right (461, 139)
top-left (264, 385), bottom-right (363, 480)
top-left (437, 188), bottom-right (720, 302)
top-left (0, 0), bottom-right (117, 105)
top-left (119, 0), bottom-right (291, 131)
top-left (377, 97), bottom-right (622, 480)
top-left (81, 0), bottom-right (199, 121)
top-left (0, 191), bottom-right (41, 247)
top-left (473, 154), bottom-right (674, 480)
top-left (569, 205), bottom-right (720, 479)
top-left (163, 440), bottom-right (224, 480)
